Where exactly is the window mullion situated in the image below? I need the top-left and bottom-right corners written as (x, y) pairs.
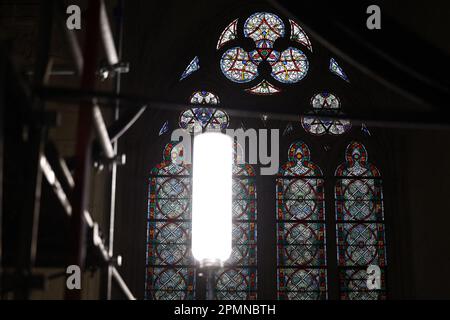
top-left (324, 174), bottom-right (339, 300)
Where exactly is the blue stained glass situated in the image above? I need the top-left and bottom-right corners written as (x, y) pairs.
top-left (301, 92), bottom-right (351, 136)
top-left (339, 269), bottom-right (386, 300)
top-left (277, 179), bottom-right (324, 221)
top-left (283, 122), bottom-right (294, 136)
top-left (270, 47), bottom-right (309, 84)
top-left (180, 56), bottom-right (200, 81)
top-left (215, 267), bottom-right (257, 300)
top-left (329, 58), bottom-right (350, 82)
top-left (335, 142), bottom-right (386, 300)
top-left (159, 120), bottom-right (169, 136)
top-left (193, 108), bottom-right (214, 127)
top-left (147, 107), bottom-right (257, 300)
top-left (147, 267), bottom-right (195, 300)
top-left (179, 91), bottom-right (229, 133)
top-left (361, 123), bottom-right (371, 136)
top-left (278, 268), bottom-right (327, 300)
top-left (289, 19), bottom-right (313, 52)
top-left (190, 91), bottom-right (220, 105)
top-left (152, 176), bottom-right (190, 220)
top-left (218, 12), bottom-right (311, 89)
top-left (214, 159), bottom-right (257, 299)
top-left (217, 18), bottom-right (238, 50)
top-left (244, 12), bottom-right (285, 48)
top-left (277, 141), bottom-right (327, 300)
top-left (336, 223), bottom-right (385, 266)
top-left (246, 80), bottom-right (281, 95)
top-left (278, 222), bottom-right (326, 266)
top-left (220, 47), bottom-right (259, 83)
top-left (227, 237), bottom-right (256, 266)
top-left (146, 142), bottom-right (195, 300)
top-left (147, 221), bottom-right (192, 266)
top-left (335, 179), bottom-right (383, 221)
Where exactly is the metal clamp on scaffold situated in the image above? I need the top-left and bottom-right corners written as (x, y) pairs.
top-left (93, 153), bottom-right (126, 172)
top-left (98, 61), bottom-right (130, 81)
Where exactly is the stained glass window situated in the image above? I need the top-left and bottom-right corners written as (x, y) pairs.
top-left (158, 120), bottom-right (169, 136)
top-left (249, 48), bottom-right (280, 64)
top-left (361, 123), bottom-right (371, 136)
top-left (179, 91), bottom-right (229, 133)
top-left (289, 19), bottom-right (313, 52)
top-left (180, 56), bottom-right (200, 81)
top-left (148, 91), bottom-right (256, 300)
top-left (243, 12), bottom-right (285, 49)
top-left (283, 122), bottom-right (294, 136)
top-left (335, 142), bottom-right (386, 300)
top-left (220, 47), bottom-right (259, 83)
top-left (270, 47), bottom-right (309, 84)
top-left (146, 142), bottom-right (195, 300)
top-left (215, 144), bottom-right (257, 299)
top-left (190, 90), bottom-right (220, 105)
top-left (277, 141), bottom-right (327, 300)
top-left (217, 12), bottom-right (311, 93)
top-left (217, 19), bottom-right (238, 50)
top-left (329, 58), bottom-right (349, 82)
top-left (301, 92), bottom-right (351, 135)
top-left (245, 80), bottom-right (281, 95)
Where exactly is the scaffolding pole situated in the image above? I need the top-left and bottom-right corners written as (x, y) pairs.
top-left (106, 0), bottom-right (125, 301)
top-left (65, 0), bottom-right (101, 300)
top-left (2, 0), bottom-right (139, 300)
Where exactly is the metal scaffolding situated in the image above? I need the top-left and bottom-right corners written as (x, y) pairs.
top-left (0, 0), bottom-right (140, 300)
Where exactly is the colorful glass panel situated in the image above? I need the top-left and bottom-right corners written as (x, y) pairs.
top-left (289, 19), bottom-right (312, 52)
top-left (283, 122), bottom-right (294, 136)
top-left (335, 142), bottom-right (386, 300)
top-left (217, 18), bottom-right (238, 50)
top-left (180, 56), bottom-right (199, 81)
top-left (243, 12), bottom-right (285, 48)
top-left (220, 47), bottom-right (259, 83)
top-left (158, 120), bottom-right (169, 136)
top-left (147, 268), bottom-right (195, 300)
top-left (245, 80), bottom-right (281, 95)
top-left (214, 152), bottom-right (257, 300)
top-left (249, 48), bottom-right (280, 64)
top-left (339, 269), bottom-right (386, 300)
top-left (271, 47), bottom-right (309, 83)
top-left (278, 268), bottom-right (327, 300)
top-left (190, 91), bottom-right (220, 105)
top-left (329, 57), bottom-right (349, 82)
top-left (215, 268), bottom-right (257, 300)
top-left (277, 141), bottom-right (327, 300)
top-left (179, 91), bottom-right (229, 133)
top-left (311, 92), bottom-right (340, 109)
top-left (301, 92), bottom-right (351, 135)
top-left (361, 123), bottom-right (372, 136)
top-left (217, 12), bottom-right (312, 91)
top-left (146, 142), bottom-right (195, 300)
top-left (150, 92), bottom-right (256, 299)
